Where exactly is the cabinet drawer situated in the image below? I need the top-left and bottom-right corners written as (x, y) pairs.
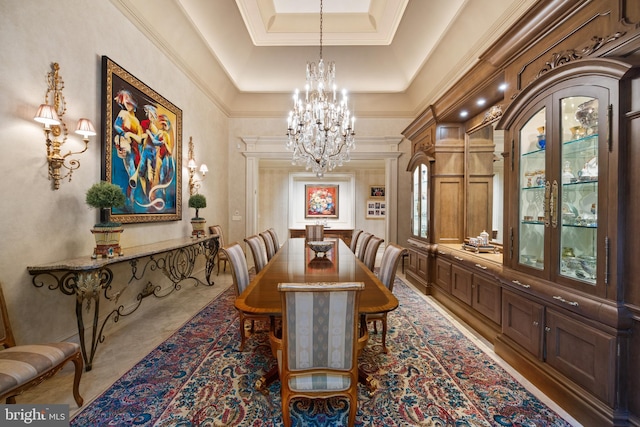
top-left (545, 308), bottom-right (616, 405)
top-left (435, 258), bottom-right (451, 293)
top-left (502, 290), bottom-right (544, 358)
top-left (472, 274), bottom-right (501, 324)
top-left (451, 264), bottom-right (473, 305)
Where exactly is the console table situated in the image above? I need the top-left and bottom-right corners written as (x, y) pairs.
top-left (289, 228), bottom-right (354, 247)
top-left (27, 235), bottom-right (219, 371)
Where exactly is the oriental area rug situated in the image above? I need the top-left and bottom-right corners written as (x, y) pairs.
top-left (71, 278), bottom-right (575, 426)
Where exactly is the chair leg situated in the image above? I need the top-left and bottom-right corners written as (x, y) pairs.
top-left (373, 320), bottom-right (378, 334)
top-left (381, 315), bottom-right (388, 354)
top-left (239, 315), bottom-right (247, 351)
top-left (6, 396), bottom-right (16, 404)
top-left (216, 255), bottom-right (220, 276)
top-left (71, 352), bottom-right (84, 407)
top-left (282, 397), bottom-right (292, 427)
top-left (347, 396), bottom-right (357, 427)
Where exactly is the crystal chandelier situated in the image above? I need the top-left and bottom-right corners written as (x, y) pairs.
top-left (286, 0), bottom-right (355, 178)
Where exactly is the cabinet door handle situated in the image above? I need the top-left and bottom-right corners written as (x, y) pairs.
top-left (553, 295), bottom-right (579, 307)
top-left (474, 263), bottom-right (487, 270)
top-left (438, 251), bottom-right (446, 255)
top-left (544, 180), bottom-right (551, 227)
top-left (545, 326), bottom-right (551, 332)
top-left (551, 180), bottom-right (559, 228)
top-left (512, 280), bottom-right (531, 288)
top-left (454, 256), bottom-right (464, 261)
top-left (532, 321), bottom-right (539, 327)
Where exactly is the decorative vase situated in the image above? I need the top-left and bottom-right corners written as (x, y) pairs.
top-left (191, 218), bottom-right (206, 237)
top-left (91, 225), bottom-right (124, 259)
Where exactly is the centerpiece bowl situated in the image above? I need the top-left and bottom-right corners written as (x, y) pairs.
top-left (307, 240), bottom-right (334, 256)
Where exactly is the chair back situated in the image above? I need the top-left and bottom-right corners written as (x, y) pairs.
top-left (377, 243), bottom-right (407, 291)
top-left (221, 243), bottom-right (250, 294)
top-left (305, 224), bottom-right (324, 242)
top-left (279, 281), bottom-right (364, 373)
top-left (209, 225), bottom-right (225, 247)
top-left (0, 283), bottom-right (16, 348)
top-left (349, 229), bottom-right (362, 253)
top-left (244, 235), bottom-right (267, 274)
top-left (267, 228), bottom-right (280, 252)
top-left (356, 232), bottom-right (373, 262)
top-left (362, 236), bottom-right (384, 271)
top-left (260, 231), bottom-right (276, 260)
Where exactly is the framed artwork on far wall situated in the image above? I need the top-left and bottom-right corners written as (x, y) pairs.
top-left (305, 184), bottom-right (339, 218)
top-left (366, 199), bottom-right (386, 219)
top-left (370, 185), bottom-right (385, 198)
top-left (101, 56), bottom-right (182, 224)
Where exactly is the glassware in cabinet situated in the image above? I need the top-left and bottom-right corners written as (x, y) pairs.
top-left (558, 96), bottom-right (598, 285)
top-left (519, 107), bottom-right (546, 269)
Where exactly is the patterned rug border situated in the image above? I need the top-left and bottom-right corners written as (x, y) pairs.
top-left (396, 280), bottom-right (580, 426)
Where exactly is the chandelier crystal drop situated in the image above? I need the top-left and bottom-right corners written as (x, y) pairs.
top-left (286, 0), bottom-right (355, 178)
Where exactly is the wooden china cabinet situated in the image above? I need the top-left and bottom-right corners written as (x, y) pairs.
top-left (495, 58), bottom-right (638, 425)
top-left (401, 1), bottom-right (640, 425)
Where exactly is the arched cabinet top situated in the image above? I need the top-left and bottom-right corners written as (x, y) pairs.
top-left (497, 57), bottom-right (638, 130)
top-left (406, 150), bottom-right (435, 172)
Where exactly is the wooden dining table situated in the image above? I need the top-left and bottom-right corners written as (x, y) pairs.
top-left (234, 237), bottom-right (399, 393)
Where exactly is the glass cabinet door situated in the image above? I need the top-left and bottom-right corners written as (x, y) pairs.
top-left (411, 163), bottom-right (429, 239)
top-left (514, 88), bottom-right (605, 290)
top-left (519, 107), bottom-right (547, 270)
top-left (558, 96), bottom-right (598, 285)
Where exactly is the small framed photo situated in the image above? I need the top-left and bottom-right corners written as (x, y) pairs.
top-left (366, 200), bottom-right (386, 219)
top-left (369, 185), bottom-right (385, 198)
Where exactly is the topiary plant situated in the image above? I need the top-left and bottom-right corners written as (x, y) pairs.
top-left (188, 194), bottom-right (207, 219)
top-left (86, 181), bottom-right (126, 227)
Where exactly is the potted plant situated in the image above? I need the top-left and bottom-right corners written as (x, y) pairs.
top-left (86, 181), bottom-right (126, 258)
top-left (188, 193), bottom-right (207, 237)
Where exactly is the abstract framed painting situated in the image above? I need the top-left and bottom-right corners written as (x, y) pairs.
top-left (305, 184), bottom-right (339, 218)
top-left (369, 185), bottom-right (385, 198)
top-left (101, 56), bottom-right (182, 224)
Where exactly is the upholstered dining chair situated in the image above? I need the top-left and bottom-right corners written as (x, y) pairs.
top-left (244, 235), bottom-right (267, 274)
top-left (267, 228), bottom-right (280, 253)
top-left (356, 232), bottom-right (373, 262)
top-left (305, 224), bottom-right (324, 242)
top-left (0, 281), bottom-right (84, 406)
top-left (260, 231), bottom-right (276, 261)
top-left (350, 229), bottom-right (363, 253)
top-left (209, 225), bottom-right (228, 275)
top-left (269, 282), bottom-right (367, 427)
top-left (222, 243), bottom-right (268, 351)
top-left (362, 236), bottom-right (384, 271)
top-left (366, 243), bottom-right (407, 353)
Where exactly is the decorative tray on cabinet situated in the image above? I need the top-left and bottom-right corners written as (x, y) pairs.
top-left (462, 243), bottom-right (498, 253)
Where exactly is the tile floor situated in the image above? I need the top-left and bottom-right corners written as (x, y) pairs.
top-left (15, 265), bottom-right (581, 426)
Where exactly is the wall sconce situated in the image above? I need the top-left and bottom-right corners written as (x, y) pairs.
top-left (33, 63), bottom-right (95, 190)
top-left (187, 136), bottom-right (208, 195)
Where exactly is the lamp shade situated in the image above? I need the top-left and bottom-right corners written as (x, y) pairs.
top-left (34, 104), bottom-right (61, 127)
top-left (187, 159), bottom-right (197, 169)
top-left (75, 118), bottom-right (96, 137)
top-left (199, 164), bottom-right (208, 174)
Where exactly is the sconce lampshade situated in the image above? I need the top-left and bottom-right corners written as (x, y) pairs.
top-left (199, 164), bottom-right (209, 175)
top-left (34, 104), bottom-right (61, 127)
top-left (75, 118), bottom-right (96, 137)
top-left (187, 159), bottom-right (197, 170)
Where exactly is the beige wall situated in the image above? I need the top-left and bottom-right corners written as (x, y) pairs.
top-left (0, 1), bottom-right (412, 348)
top-left (0, 1), bottom-right (228, 344)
